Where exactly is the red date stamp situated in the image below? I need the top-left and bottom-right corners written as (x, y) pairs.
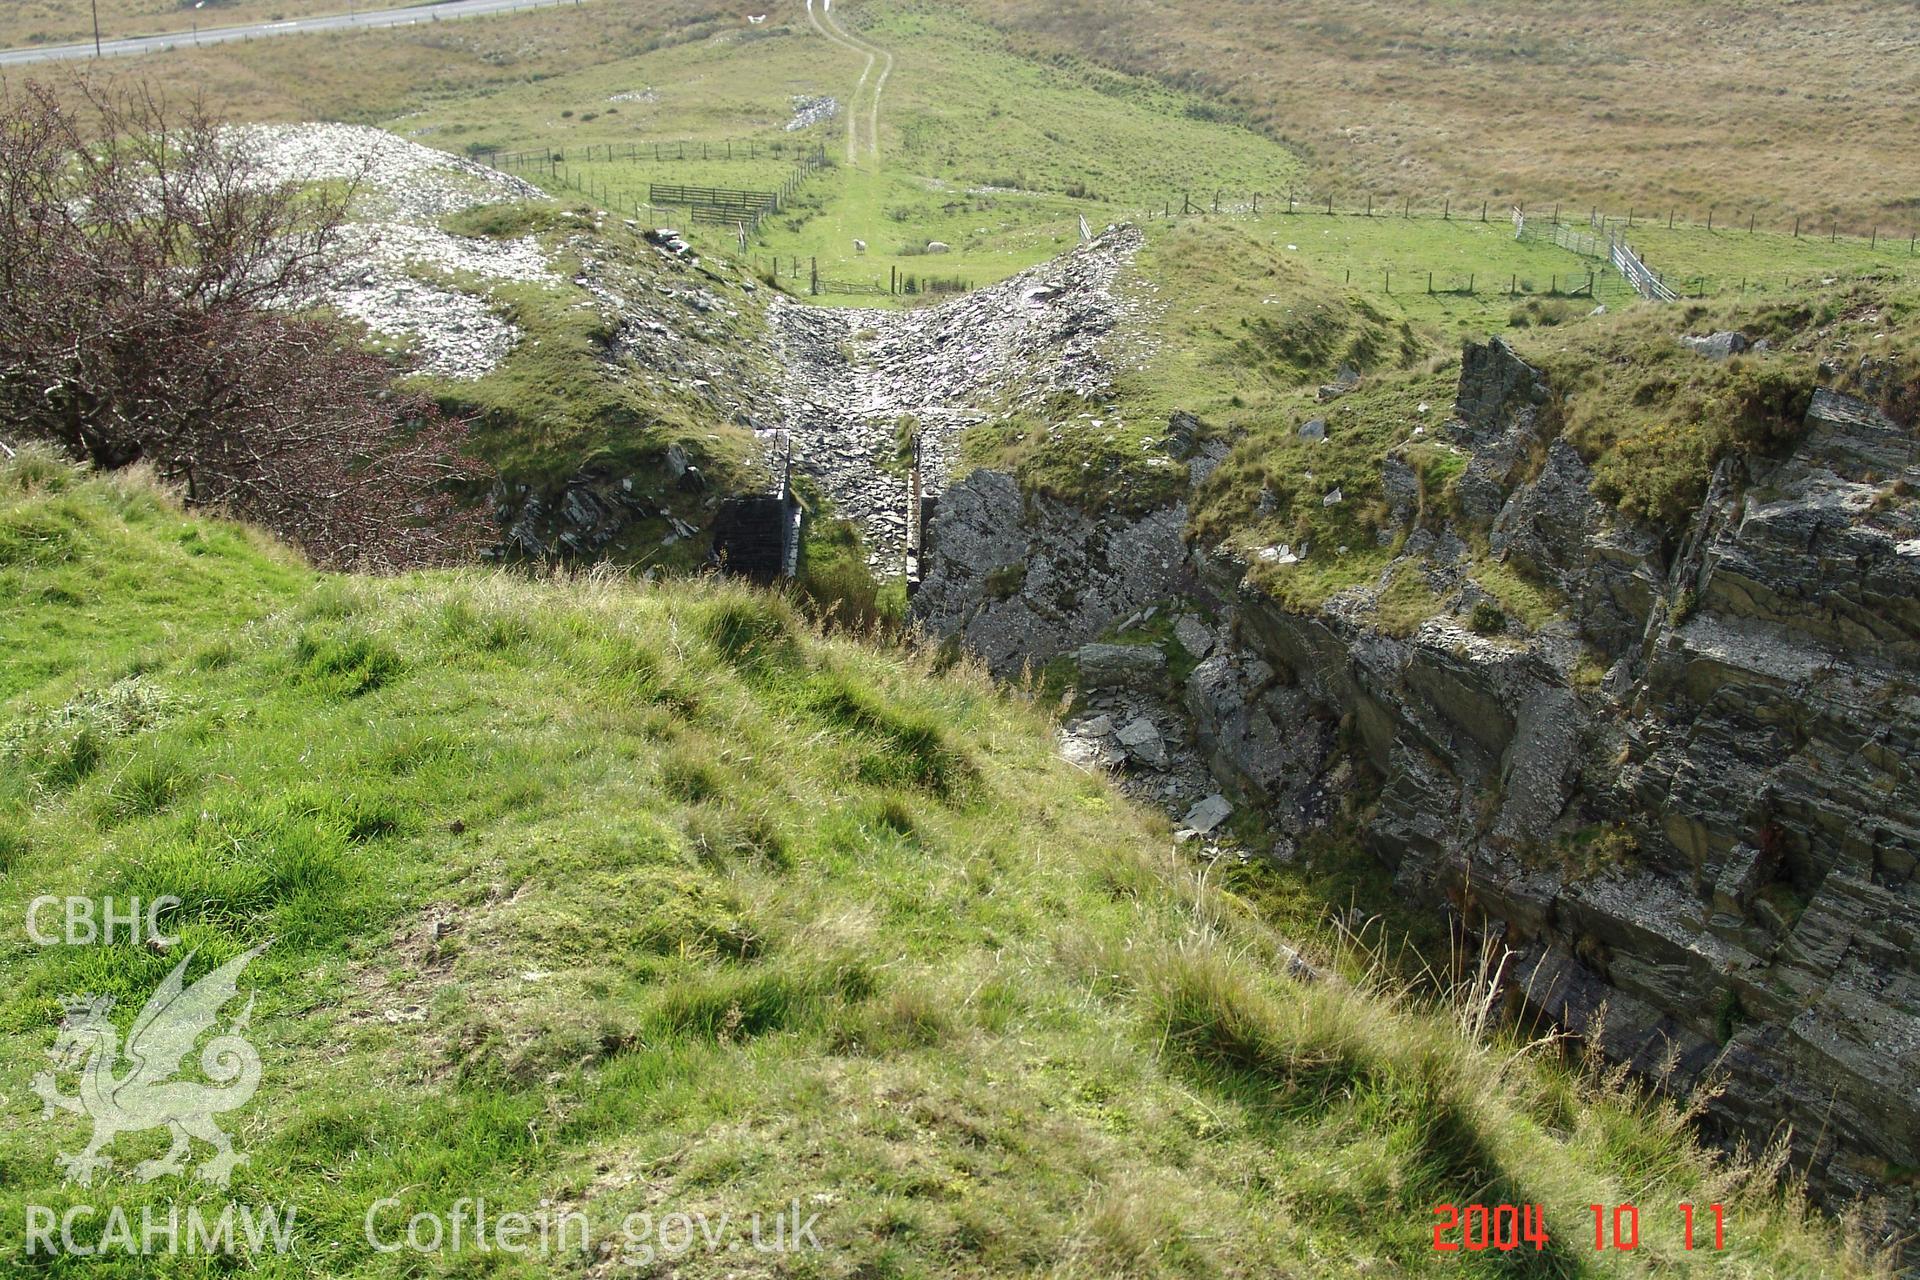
top-left (1431, 1203), bottom-right (1726, 1252)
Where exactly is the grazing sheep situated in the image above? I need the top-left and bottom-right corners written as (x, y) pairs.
top-left (853, 239), bottom-right (867, 253)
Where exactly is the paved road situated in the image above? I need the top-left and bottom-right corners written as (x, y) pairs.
top-left (0, 0), bottom-right (589, 67)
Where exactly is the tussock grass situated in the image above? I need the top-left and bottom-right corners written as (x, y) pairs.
top-left (0, 453), bottom-right (1890, 1277)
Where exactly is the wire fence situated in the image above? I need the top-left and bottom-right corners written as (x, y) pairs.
top-left (493, 143), bottom-right (830, 239)
top-left (752, 255), bottom-right (975, 297)
top-left (1516, 207), bottom-right (1675, 301)
top-left (484, 137), bottom-right (807, 171)
top-left (1138, 188), bottom-right (1920, 253)
top-left (1132, 188), bottom-right (1920, 302)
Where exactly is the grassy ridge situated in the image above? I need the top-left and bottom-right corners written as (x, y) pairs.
top-left (0, 450), bottom-right (1887, 1278)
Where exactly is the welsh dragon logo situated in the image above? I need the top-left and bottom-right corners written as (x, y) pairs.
top-left (32, 945), bottom-right (266, 1187)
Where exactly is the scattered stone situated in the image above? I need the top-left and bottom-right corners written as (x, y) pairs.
top-left (1322, 487), bottom-right (1344, 507)
top-left (1164, 410), bottom-right (1202, 459)
top-left (1182, 794), bottom-right (1232, 835)
top-left (1116, 715), bottom-right (1167, 766)
top-left (1074, 643), bottom-right (1167, 691)
top-left (1680, 331), bottom-right (1752, 360)
top-left (240, 124), bottom-right (555, 381)
top-left (786, 95), bottom-right (839, 131)
top-left (1173, 614), bottom-right (1214, 659)
top-left (1299, 418), bottom-right (1327, 442)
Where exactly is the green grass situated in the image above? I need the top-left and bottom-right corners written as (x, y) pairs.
top-left (0, 449), bottom-right (1888, 1278)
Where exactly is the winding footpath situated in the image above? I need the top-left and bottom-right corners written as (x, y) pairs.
top-left (805, 0), bottom-right (893, 163)
top-left (0, 0), bottom-right (587, 66)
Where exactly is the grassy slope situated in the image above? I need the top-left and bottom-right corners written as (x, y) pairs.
top-left (419, 203), bottom-right (772, 501)
top-left (0, 452), bottom-right (1885, 1278)
top-left (0, 0), bottom-right (352, 47)
top-left (954, 0), bottom-right (1920, 232)
top-left (49, 0), bottom-right (1917, 310)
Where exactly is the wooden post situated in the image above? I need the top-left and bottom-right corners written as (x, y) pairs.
top-left (1509, 274), bottom-right (1516, 296)
top-left (1328, 194), bottom-right (1334, 215)
top-left (1871, 226), bottom-right (1878, 248)
top-left (1552, 203), bottom-right (1559, 226)
top-left (1481, 200), bottom-right (1487, 222)
top-left (1668, 208), bottom-right (1674, 229)
top-left (1467, 273), bottom-right (1474, 294)
top-left (1749, 211), bottom-right (1756, 234)
top-left (1427, 270), bottom-right (1433, 293)
top-left (1214, 189), bottom-right (1221, 213)
top-left (810, 257), bottom-right (818, 295)
top-left (1404, 195), bottom-right (1411, 218)
top-left (1793, 214), bottom-right (1800, 238)
top-left (1384, 269), bottom-right (1390, 293)
top-left (1443, 198), bottom-right (1450, 220)
top-left (1708, 206), bottom-right (1714, 231)
top-left (1366, 193), bottom-right (1373, 217)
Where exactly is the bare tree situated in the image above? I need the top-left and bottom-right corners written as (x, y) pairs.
top-left (0, 78), bottom-right (489, 569)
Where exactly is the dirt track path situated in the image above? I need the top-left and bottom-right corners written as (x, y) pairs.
top-left (804, 0), bottom-right (874, 164)
top-left (806, 0), bottom-right (892, 164)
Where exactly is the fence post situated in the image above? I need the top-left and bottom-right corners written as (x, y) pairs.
top-left (1444, 198), bottom-right (1450, 220)
top-left (1793, 214), bottom-right (1800, 238)
top-left (1708, 206), bottom-right (1714, 231)
top-left (1871, 226), bottom-right (1878, 248)
top-left (1384, 269), bottom-right (1390, 293)
top-left (810, 258), bottom-right (818, 295)
top-left (1404, 196), bottom-right (1411, 218)
top-left (1214, 189), bottom-right (1222, 213)
top-left (1668, 209), bottom-right (1674, 229)
top-left (1426, 271), bottom-right (1433, 294)
top-left (1481, 200), bottom-right (1487, 222)
top-left (1468, 273), bottom-right (1474, 294)
top-left (1749, 211), bottom-right (1755, 234)
top-left (1328, 194), bottom-right (1334, 215)
top-left (1366, 193), bottom-right (1373, 217)
top-left (1627, 207), bottom-right (1633, 229)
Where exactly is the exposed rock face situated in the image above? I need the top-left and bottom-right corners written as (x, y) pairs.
top-left (1191, 340), bottom-right (1920, 1248)
top-left (910, 468), bottom-right (1187, 675)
